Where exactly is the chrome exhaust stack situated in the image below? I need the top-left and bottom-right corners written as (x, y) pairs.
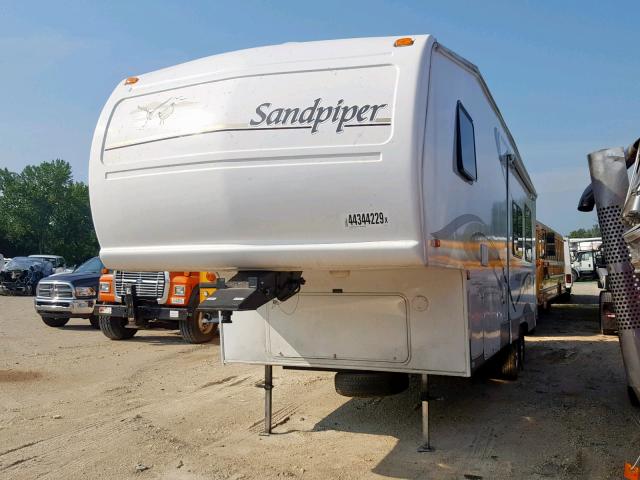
top-left (584, 146), bottom-right (640, 403)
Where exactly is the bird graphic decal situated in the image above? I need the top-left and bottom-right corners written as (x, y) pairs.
top-left (137, 96), bottom-right (186, 127)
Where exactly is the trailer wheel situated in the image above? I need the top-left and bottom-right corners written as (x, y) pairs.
top-left (599, 290), bottom-right (616, 335)
top-left (334, 371), bottom-right (409, 398)
top-left (89, 315), bottom-right (100, 329)
top-left (628, 386), bottom-right (640, 408)
top-left (518, 329), bottom-right (526, 369)
top-left (99, 316), bottom-right (137, 340)
top-left (179, 311), bottom-right (217, 344)
top-left (571, 269), bottom-right (579, 283)
top-left (41, 316), bottom-right (69, 328)
top-left (500, 340), bottom-right (520, 380)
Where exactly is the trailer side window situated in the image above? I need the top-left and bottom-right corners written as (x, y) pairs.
top-left (455, 102), bottom-right (477, 182)
top-left (524, 205), bottom-right (532, 262)
top-left (512, 202), bottom-right (523, 258)
top-left (538, 228), bottom-right (546, 259)
top-left (556, 237), bottom-right (564, 263)
top-left (545, 232), bottom-right (557, 260)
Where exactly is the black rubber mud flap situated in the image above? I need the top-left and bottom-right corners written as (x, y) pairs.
top-left (599, 290), bottom-right (617, 335)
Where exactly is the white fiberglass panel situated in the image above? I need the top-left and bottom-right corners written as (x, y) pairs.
top-left (221, 267), bottom-right (470, 376)
top-left (103, 66), bottom-right (395, 167)
top-left (90, 36), bottom-right (431, 271)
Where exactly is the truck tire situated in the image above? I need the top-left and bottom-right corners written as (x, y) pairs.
top-left (41, 316), bottom-right (69, 327)
top-left (599, 290), bottom-right (616, 335)
top-left (334, 371), bottom-right (409, 398)
top-left (500, 340), bottom-right (521, 380)
top-left (571, 269), bottom-right (579, 283)
top-left (89, 315), bottom-right (100, 329)
top-left (179, 311), bottom-right (217, 344)
top-left (99, 315), bottom-right (137, 340)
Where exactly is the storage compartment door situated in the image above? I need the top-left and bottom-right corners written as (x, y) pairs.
top-left (266, 294), bottom-right (409, 364)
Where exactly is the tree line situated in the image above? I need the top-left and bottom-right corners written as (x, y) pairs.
top-left (0, 160), bottom-right (99, 265)
top-left (568, 224), bottom-right (601, 239)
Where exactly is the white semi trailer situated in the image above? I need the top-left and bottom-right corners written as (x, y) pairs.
top-left (89, 35), bottom-right (537, 450)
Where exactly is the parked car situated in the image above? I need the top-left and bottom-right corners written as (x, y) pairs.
top-left (0, 256), bottom-right (12, 271)
top-left (34, 256), bottom-right (104, 328)
top-left (0, 257), bottom-right (54, 295)
top-left (29, 254), bottom-right (66, 273)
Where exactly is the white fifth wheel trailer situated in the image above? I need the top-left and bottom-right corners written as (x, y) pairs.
top-left (89, 35), bottom-right (537, 450)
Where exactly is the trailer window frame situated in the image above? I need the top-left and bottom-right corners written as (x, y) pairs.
top-left (455, 101), bottom-right (478, 182)
top-left (524, 204), bottom-right (533, 263)
top-left (512, 201), bottom-right (524, 258)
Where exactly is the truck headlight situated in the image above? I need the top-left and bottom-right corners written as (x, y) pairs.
top-left (99, 282), bottom-right (111, 293)
top-left (173, 285), bottom-right (185, 296)
top-left (75, 287), bottom-right (96, 298)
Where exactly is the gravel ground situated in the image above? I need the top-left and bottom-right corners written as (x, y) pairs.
top-left (1, 281), bottom-right (638, 479)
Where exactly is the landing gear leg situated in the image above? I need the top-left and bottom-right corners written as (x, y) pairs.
top-left (418, 374), bottom-right (434, 452)
top-left (260, 365), bottom-right (273, 436)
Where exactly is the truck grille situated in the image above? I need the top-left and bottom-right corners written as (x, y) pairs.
top-left (114, 271), bottom-right (165, 299)
top-left (37, 282), bottom-right (73, 299)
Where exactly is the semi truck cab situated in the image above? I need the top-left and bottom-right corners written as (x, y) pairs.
top-left (95, 270), bottom-right (217, 343)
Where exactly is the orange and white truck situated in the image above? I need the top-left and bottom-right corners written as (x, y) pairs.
top-left (95, 270), bottom-right (218, 343)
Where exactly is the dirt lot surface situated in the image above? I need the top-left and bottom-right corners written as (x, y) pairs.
top-left (1, 281), bottom-right (639, 479)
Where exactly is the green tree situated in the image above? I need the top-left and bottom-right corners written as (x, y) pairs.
top-left (0, 160), bottom-right (99, 264)
top-left (568, 224), bottom-right (601, 238)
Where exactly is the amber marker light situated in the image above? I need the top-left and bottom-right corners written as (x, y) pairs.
top-left (124, 76), bottom-right (139, 85)
top-left (394, 37), bottom-right (414, 47)
top-left (625, 461), bottom-right (639, 480)
top-left (204, 272), bottom-right (216, 282)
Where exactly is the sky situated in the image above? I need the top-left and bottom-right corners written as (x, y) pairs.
top-left (1, 0), bottom-right (639, 234)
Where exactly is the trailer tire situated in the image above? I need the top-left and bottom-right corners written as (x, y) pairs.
top-left (99, 316), bottom-right (137, 340)
top-left (518, 329), bottom-right (526, 369)
top-left (89, 315), bottom-right (100, 329)
top-left (179, 311), bottom-right (217, 344)
top-left (500, 340), bottom-right (520, 380)
top-left (628, 386), bottom-right (640, 408)
top-left (41, 316), bottom-right (69, 328)
top-left (334, 371), bottom-right (409, 398)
